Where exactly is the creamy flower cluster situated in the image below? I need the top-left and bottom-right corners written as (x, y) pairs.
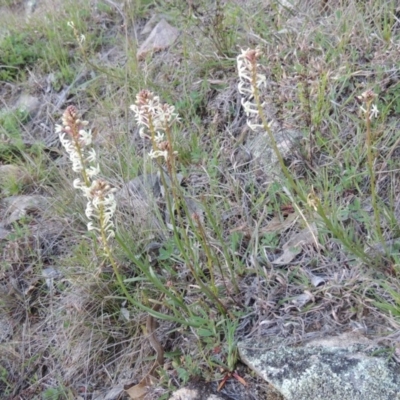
top-left (237, 48), bottom-right (270, 132)
top-left (357, 89), bottom-right (379, 120)
top-left (130, 90), bottom-right (179, 160)
top-left (56, 106), bottom-right (100, 185)
top-left (85, 180), bottom-right (117, 241)
top-left (57, 106), bottom-right (116, 241)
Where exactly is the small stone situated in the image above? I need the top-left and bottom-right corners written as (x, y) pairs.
top-left (141, 13), bottom-right (165, 36)
top-left (169, 386), bottom-right (229, 400)
top-left (15, 94), bottom-right (40, 117)
top-left (1, 195), bottom-right (49, 226)
top-left (137, 19), bottom-right (179, 60)
top-left (0, 164), bottom-right (32, 186)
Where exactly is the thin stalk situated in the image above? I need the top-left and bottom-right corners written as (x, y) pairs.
top-left (151, 123), bottom-right (231, 317)
top-left (365, 99), bottom-right (384, 245)
top-left (193, 213), bottom-right (216, 289)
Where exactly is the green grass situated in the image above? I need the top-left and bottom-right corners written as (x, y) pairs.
top-left (1, 0), bottom-right (400, 399)
top-left (0, 31), bottom-right (44, 81)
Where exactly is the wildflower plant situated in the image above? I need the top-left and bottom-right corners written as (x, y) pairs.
top-left (57, 106), bottom-right (138, 308)
top-left (130, 91), bottom-right (232, 316)
top-left (57, 106), bottom-right (116, 251)
top-left (356, 90), bottom-right (385, 247)
top-left (85, 180), bottom-right (117, 243)
top-left (130, 89), bottom-right (181, 233)
top-left (237, 48), bottom-right (293, 182)
top-left (58, 101), bottom-right (230, 334)
top-left (236, 48), bottom-right (372, 264)
top-left (130, 90), bottom-right (179, 177)
top-left (56, 106), bottom-right (99, 187)
top-left (67, 21), bottom-right (86, 48)
top-left (237, 48), bottom-right (305, 201)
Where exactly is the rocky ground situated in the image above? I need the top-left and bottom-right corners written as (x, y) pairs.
top-left (1, 1), bottom-right (400, 399)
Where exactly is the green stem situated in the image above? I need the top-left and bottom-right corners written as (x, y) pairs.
top-left (248, 57), bottom-right (371, 264)
top-left (365, 100), bottom-right (384, 246)
top-left (194, 215), bottom-right (216, 289)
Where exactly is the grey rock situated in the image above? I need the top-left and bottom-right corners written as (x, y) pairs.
top-left (117, 174), bottom-right (161, 205)
top-left (116, 172), bottom-right (185, 232)
top-left (169, 385), bottom-right (229, 400)
top-left (25, 0), bottom-right (38, 18)
top-left (116, 174), bottom-right (162, 231)
top-left (245, 128), bottom-right (301, 175)
top-left (1, 195), bottom-right (49, 227)
top-left (137, 19), bottom-right (179, 60)
top-left (164, 195), bottom-right (204, 230)
top-left (15, 94), bottom-right (40, 117)
top-left (116, 173), bottom-right (161, 214)
top-left (0, 194), bottom-right (66, 259)
top-left (238, 333), bottom-right (400, 400)
top-left (92, 384), bottom-right (124, 400)
top-left (141, 13), bottom-right (168, 36)
top-left (0, 164), bottom-right (32, 187)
